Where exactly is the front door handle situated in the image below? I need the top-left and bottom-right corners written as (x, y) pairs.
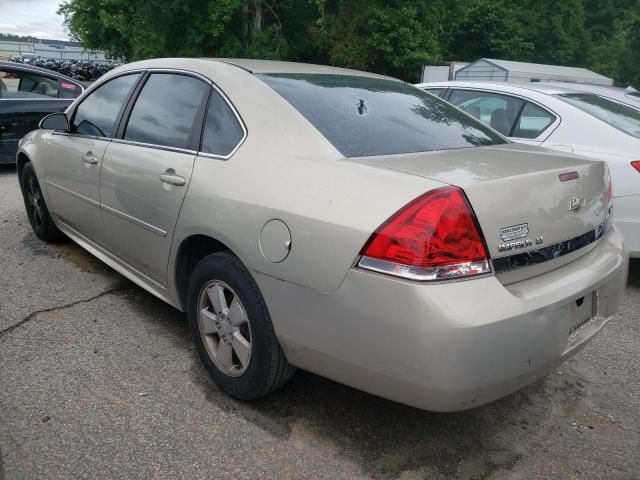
top-left (159, 171), bottom-right (186, 186)
top-left (82, 153), bottom-right (98, 165)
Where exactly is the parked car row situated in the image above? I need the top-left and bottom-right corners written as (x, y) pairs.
top-left (416, 81), bottom-right (640, 258)
top-left (7, 56), bottom-right (121, 82)
top-left (15, 58), bottom-right (628, 412)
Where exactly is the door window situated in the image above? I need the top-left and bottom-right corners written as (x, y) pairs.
top-left (124, 73), bottom-right (209, 150)
top-left (0, 68), bottom-right (68, 99)
top-left (512, 102), bottom-right (555, 139)
top-left (201, 89), bottom-right (245, 157)
top-left (72, 73), bottom-right (140, 138)
top-left (449, 90), bottom-right (524, 136)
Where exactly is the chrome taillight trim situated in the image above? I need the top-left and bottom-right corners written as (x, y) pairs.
top-left (358, 256), bottom-right (492, 281)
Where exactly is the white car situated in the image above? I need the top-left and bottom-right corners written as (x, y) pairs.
top-left (541, 82), bottom-right (640, 112)
top-left (417, 81), bottom-right (640, 257)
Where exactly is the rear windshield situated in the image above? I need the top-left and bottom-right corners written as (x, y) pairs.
top-left (258, 73), bottom-right (506, 157)
top-left (558, 93), bottom-right (640, 139)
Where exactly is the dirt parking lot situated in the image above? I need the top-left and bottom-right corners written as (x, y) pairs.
top-left (1, 166), bottom-right (639, 480)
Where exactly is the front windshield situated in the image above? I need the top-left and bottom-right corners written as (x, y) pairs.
top-left (258, 73), bottom-right (506, 157)
top-left (558, 93), bottom-right (640, 139)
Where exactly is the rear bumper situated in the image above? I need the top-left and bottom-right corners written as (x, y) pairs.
top-left (257, 227), bottom-right (628, 412)
top-left (614, 194), bottom-right (639, 258)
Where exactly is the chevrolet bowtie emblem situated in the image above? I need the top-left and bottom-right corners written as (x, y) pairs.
top-left (568, 196), bottom-right (585, 212)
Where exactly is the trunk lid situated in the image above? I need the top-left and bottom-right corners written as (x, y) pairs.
top-left (356, 143), bottom-right (610, 284)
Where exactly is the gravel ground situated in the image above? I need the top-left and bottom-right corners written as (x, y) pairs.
top-left (1, 166), bottom-right (639, 480)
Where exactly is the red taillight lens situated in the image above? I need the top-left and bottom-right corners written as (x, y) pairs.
top-left (359, 186), bottom-right (491, 281)
top-left (632, 161), bottom-right (640, 173)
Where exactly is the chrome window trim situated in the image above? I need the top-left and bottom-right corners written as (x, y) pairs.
top-left (51, 131), bottom-right (112, 142)
top-left (492, 220), bottom-right (609, 273)
top-left (197, 81), bottom-right (248, 161)
top-left (111, 138), bottom-right (197, 155)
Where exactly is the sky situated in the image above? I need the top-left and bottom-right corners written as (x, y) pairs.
top-left (0, 0), bottom-right (69, 40)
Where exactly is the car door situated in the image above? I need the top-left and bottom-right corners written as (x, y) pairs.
top-left (43, 73), bottom-right (141, 243)
top-left (0, 67), bottom-right (76, 163)
top-left (99, 72), bottom-right (210, 285)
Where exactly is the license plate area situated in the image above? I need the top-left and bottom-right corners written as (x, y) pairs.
top-left (568, 290), bottom-right (599, 348)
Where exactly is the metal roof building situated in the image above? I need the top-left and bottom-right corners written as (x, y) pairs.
top-left (454, 58), bottom-right (613, 86)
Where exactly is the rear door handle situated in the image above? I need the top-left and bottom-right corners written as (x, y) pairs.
top-left (159, 172), bottom-right (186, 186)
top-left (82, 154), bottom-right (98, 165)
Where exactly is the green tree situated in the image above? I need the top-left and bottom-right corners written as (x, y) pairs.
top-left (57, 0), bottom-right (640, 86)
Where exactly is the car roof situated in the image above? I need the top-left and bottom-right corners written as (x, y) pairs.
top-left (416, 80), bottom-right (582, 96)
top-left (0, 61), bottom-right (82, 87)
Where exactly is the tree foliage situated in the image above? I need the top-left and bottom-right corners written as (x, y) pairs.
top-left (58, 0), bottom-right (640, 87)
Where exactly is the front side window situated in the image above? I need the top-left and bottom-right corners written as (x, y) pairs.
top-left (512, 102), bottom-right (555, 139)
top-left (558, 93), bottom-right (640, 139)
top-left (449, 90), bottom-right (524, 136)
top-left (201, 89), bottom-right (245, 157)
top-left (124, 73), bottom-right (209, 149)
top-left (72, 73), bottom-right (140, 137)
top-left (258, 74), bottom-right (505, 157)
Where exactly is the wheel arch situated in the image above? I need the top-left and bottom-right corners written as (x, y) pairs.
top-left (174, 234), bottom-right (239, 310)
top-left (16, 152), bottom-right (31, 185)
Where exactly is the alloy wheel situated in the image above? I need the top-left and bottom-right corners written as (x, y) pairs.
top-left (197, 280), bottom-right (252, 377)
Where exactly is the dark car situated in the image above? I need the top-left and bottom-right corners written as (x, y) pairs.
top-left (0, 61), bottom-right (84, 164)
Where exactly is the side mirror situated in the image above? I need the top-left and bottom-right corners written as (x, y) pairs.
top-left (39, 112), bottom-right (69, 131)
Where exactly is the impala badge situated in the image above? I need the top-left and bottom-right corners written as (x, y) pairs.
top-left (569, 196), bottom-right (585, 212)
top-left (500, 223), bottom-right (529, 242)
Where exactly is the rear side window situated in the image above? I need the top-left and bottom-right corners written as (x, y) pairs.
top-left (124, 73), bottom-right (209, 149)
top-left (201, 88), bottom-right (245, 157)
top-left (512, 102), bottom-right (555, 139)
top-left (449, 89), bottom-right (524, 136)
top-left (258, 74), bottom-right (505, 157)
top-left (558, 93), bottom-right (640, 139)
top-left (72, 73), bottom-right (140, 137)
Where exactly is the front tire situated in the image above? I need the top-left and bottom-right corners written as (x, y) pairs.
top-left (20, 162), bottom-right (64, 243)
top-left (187, 252), bottom-right (295, 400)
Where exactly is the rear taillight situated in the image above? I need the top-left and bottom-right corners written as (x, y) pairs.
top-left (632, 161), bottom-right (640, 173)
top-left (358, 186), bottom-right (491, 281)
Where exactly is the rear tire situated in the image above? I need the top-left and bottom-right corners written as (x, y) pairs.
top-left (20, 162), bottom-right (64, 243)
top-left (187, 252), bottom-right (295, 400)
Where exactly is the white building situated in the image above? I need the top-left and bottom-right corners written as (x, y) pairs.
top-left (454, 58), bottom-right (613, 86)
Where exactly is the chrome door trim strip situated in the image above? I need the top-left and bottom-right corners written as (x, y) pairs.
top-left (45, 180), bottom-right (100, 207)
top-left (57, 220), bottom-right (168, 291)
top-left (101, 203), bottom-right (168, 238)
top-left (110, 138), bottom-right (197, 155)
top-left (492, 220), bottom-right (609, 273)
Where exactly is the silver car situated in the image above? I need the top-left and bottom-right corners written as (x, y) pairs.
top-left (17, 59), bottom-right (627, 411)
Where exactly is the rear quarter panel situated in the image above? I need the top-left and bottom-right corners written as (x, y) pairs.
top-left (170, 65), bottom-right (445, 293)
